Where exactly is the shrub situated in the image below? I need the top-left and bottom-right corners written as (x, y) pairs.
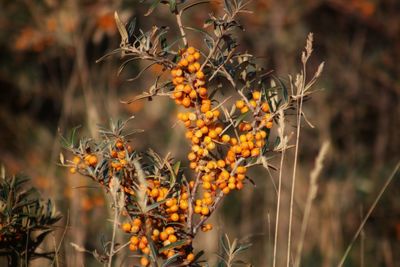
top-left (0, 171), bottom-right (61, 267)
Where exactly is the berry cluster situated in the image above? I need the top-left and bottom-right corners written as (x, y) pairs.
top-left (66, 46), bottom-right (274, 266)
top-left (171, 46), bottom-right (273, 223)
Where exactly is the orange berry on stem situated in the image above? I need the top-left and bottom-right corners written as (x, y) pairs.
top-left (140, 256), bottom-right (149, 266)
top-left (187, 46), bottom-right (196, 54)
top-left (196, 71), bottom-right (205, 79)
top-left (122, 223), bottom-right (131, 232)
top-left (236, 100), bottom-right (245, 109)
top-left (170, 213), bottom-right (179, 221)
top-left (252, 90), bottom-right (261, 100)
top-left (187, 253), bottom-right (195, 262)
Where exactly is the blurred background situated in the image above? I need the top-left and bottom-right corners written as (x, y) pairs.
top-left (0, 0), bottom-right (399, 266)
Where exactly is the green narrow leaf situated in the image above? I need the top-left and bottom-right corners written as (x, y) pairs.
top-left (145, 0), bottom-right (161, 16)
top-left (158, 239), bottom-right (187, 253)
top-left (173, 161), bottom-right (181, 176)
top-left (144, 199), bottom-right (167, 212)
top-left (161, 253), bottom-right (181, 267)
top-left (273, 75), bottom-right (288, 102)
top-left (169, 0), bottom-right (177, 12)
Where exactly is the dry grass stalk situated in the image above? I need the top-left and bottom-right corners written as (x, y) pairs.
top-left (337, 161), bottom-right (400, 267)
top-left (294, 141), bottom-right (330, 267)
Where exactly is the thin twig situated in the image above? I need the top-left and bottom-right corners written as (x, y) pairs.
top-left (175, 12), bottom-right (188, 47)
top-left (273, 111), bottom-right (287, 267)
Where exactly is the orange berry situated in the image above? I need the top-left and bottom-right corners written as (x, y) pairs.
top-left (230, 137), bottom-right (238, 145)
top-left (251, 147), bottom-right (260, 157)
top-left (236, 166), bottom-right (247, 174)
top-left (190, 162), bottom-right (197, 169)
top-left (193, 62), bottom-right (201, 71)
top-left (116, 140), bottom-right (124, 149)
top-left (194, 51), bottom-right (201, 60)
top-left (236, 100), bottom-right (245, 109)
top-left (208, 130), bottom-right (217, 139)
top-left (196, 71), bottom-right (205, 79)
top-left (182, 97), bottom-right (191, 108)
top-left (241, 149), bottom-right (251, 158)
top-left (205, 111), bottom-right (214, 119)
top-left (88, 155), bottom-right (98, 166)
top-left (167, 250), bottom-right (175, 258)
top-left (221, 134), bottom-right (230, 143)
top-left (187, 46), bottom-right (196, 54)
top-left (201, 206), bottom-right (209, 215)
top-left (175, 68), bottom-right (183, 77)
top-left (180, 201), bottom-right (188, 210)
top-left (237, 174), bottom-right (245, 180)
top-left (188, 64), bottom-right (196, 73)
top-left (236, 181), bottom-right (244, 190)
top-left (261, 102), bottom-right (270, 112)
top-left (170, 213), bottom-right (179, 221)
top-left (69, 167), bottom-right (77, 174)
top-left (130, 235), bottom-right (139, 245)
top-left (189, 89), bottom-right (197, 99)
top-left (185, 131), bottom-right (193, 139)
top-left (196, 119), bottom-right (205, 128)
top-left (117, 150), bottom-right (126, 159)
top-left (217, 160), bottom-right (226, 168)
top-left (184, 84), bottom-right (192, 94)
top-left (207, 142), bottom-right (216, 150)
top-left (168, 234), bottom-right (177, 243)
top-left (202, 181), bottom-right (211, 190)
top-left (187, 54), bottom-right (195, 63)
top-left (188, 152), bottom-right (197, 161)
top-left (228, 182), bottom-right (236, 190)
top-left (249, 100), bottom-right (257, 108)
top-left (252, 90), bottom-right (261, 100)
top-left (222, 187), bottom-right (230, 194)
top-left (138, 241), bottom-right (147, 249)
top-left (173, 91), bottom-right (183, 99)
top-left (133, 218), bottom-right (142, 227)
top-left (200, 104), bottom-right (211, 113)
top-left (129, 243), bottom-right (137, 251)
top-left (198, 87), bottom-right (207, 97)
top-left (181, 192), bottom-right (189, 200)
top-left (165, 226), bottom-right (175, 235)
top-left (142, 247), bottom-right (150, 254)
top-left (166, 199), bottom-right (175, 207)
top-left (201, 126), bottom-right (209, 134)
top-left (122, 223), bottom-right (131, 232)
top-left (153, 229), bottom-right (160, 237)
top-left (160, 231), bottom-right (168, 241)
top-left (194, 206), bottom-right (202, 214)
top-left (140, 256), bottom-right (149, 266)
top-left (170, 204), bottom-right (179, 212)
top-left (179, 58), bottom-right (189, 67)
top-left (187, 253), bottom-right (195, 262)
top-left (241, 106), bottom-right (249, 113)
top-left (111, 150), bottom-right (118, 158)
top-left (72, 156), bottom-right (81, 164)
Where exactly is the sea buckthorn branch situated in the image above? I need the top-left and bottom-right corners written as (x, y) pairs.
top-left (63, 127), bottom-right (200, 265)
top-left (62, 1), bottom-right (323, 266)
